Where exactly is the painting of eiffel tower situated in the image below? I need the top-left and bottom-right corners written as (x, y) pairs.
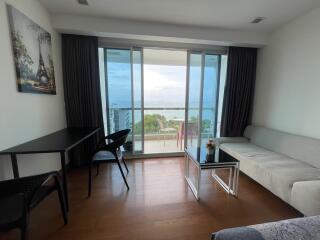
top-left (7, 5), bottom-right (56, 94)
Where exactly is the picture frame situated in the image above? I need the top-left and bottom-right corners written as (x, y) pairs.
top-left (7, 5), bottom-right (56, 94)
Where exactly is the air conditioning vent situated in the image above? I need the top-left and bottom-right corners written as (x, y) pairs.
top-left (251, 17), bottom-right (265, 24)
top-left (78, 0), bottom-right (88, 6)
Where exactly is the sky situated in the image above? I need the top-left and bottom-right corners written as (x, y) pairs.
top-left (144, 64), bottom-right (186, 108)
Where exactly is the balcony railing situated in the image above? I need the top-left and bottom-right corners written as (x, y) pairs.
top-left (107, 107), bottom-right (219, 154)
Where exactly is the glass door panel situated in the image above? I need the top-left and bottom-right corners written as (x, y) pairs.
top-left (185, 52), bottom-right (221, 149)
top-left (132, 49), bottom-right (143, 153)
top-left (216, 55), bottom-right (228, 137)
top-left (200, 54), bottom-right (220, 146)
top-left (143, 49), bottom-right (187, 153)
top-left (186, 53), bottom-right (202, 148)
top-left (105, 48), bottom-right (133, 141)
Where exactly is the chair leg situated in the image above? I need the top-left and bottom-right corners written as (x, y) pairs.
top-left (20, 194), bottom-right (29, 240)
top-left (21, 225), bottom-right (27, 240)
top-left (96, 163), bottom-right (100, 176)
top-left (122, 157), bottom-right (129, 173)
top-left (55, 176), bottom-right (68, 225)
top-left (88, 161), bottom-right (92, 197)
top-left (116, 159), bottom-right (129, 190)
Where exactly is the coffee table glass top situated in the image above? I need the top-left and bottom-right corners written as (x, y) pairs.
top-left (185, 147), bottom-right (239, 167)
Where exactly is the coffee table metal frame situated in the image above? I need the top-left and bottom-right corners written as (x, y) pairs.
top-left (185, 148), bottom-right (240, 200)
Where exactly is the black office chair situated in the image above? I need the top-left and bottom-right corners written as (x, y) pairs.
top-left (0, 172), bottom-right (68, 240)
top-left (88, 129), bottom-right (131, 197)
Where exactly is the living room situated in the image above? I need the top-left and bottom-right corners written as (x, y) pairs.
top-left (1, 0), bottom-right (320, 239)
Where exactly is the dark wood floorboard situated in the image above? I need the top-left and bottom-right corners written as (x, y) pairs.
top-left (1, 157), bottom-right (301, 240)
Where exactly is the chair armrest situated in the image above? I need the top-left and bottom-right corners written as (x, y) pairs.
top-left (214, 137), bottom-right (248, 147)
top-left (291, 180), bottom-right (320, 216)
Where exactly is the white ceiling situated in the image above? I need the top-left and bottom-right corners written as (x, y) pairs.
top-left (40, 0), bottom-right (320, 33)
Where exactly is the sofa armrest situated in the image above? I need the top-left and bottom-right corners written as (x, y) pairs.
top-left (291, 180), bottom-right (320, 216)
top-left (214, 137), bottom-right (248, 147)
top-left (212, 216), bottom-right (320, 240)
top-left (212, 227), bottom-right (264, 240)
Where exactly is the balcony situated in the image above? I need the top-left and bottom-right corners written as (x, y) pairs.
top-left (134, 108), bottom-right (185, 154)
top-left (135, 133), bottom-right (185, 154)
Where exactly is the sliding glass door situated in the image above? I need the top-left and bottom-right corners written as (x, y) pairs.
top-left (99, 46), bottom-right (226, 155)
top-left (100, 48), bottom-right (143, 154)
top-left (185, 52), bottom-right (221, 148)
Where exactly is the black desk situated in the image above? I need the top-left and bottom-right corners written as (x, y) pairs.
top-left (0, 127), bottom-right (100, 210)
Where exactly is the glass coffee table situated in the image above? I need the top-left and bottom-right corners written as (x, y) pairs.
top-left (185, 147), bottom-right (240, 200)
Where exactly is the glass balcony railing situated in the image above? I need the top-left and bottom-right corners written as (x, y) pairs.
top-left (107, 107), bottom-right (220, 154)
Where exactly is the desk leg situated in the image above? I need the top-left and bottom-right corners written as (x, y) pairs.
top-left (60, 152), bottom-right (69, 211)
top-left (11, 154), bottom-right (19, 178)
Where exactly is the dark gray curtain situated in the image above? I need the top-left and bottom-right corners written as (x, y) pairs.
top-left (62, 34), bottom-right (104, 167)
top-left (220, 47), bottom-right (257, 137)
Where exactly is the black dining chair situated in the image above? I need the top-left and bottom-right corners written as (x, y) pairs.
top-left (88, 129), bottom-right (131, 197)
top-left (0, 171), bottom-right (68, 240)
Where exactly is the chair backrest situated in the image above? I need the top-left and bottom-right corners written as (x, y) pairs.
top-left (108, 129), bottom-right (130, 140)
top-left (107, 129), bottom-right (131, 151)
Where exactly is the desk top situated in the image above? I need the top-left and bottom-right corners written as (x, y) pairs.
top-left (0, 127), bottom-right (100, 154)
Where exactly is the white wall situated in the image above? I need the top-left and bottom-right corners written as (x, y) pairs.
top-left (253, 8), bottom-right (320, 138)
top-left (0, 0), bottom-right (66, 180)
top-left (52, 14), bottom-right (267, 47)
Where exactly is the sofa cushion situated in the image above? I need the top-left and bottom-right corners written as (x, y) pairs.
top-left (243, 125), bottom-right (320, 169)
top-left (220, 142), bottom-right (279, 162)
top-left (220, 142), bottom-right (320, 202)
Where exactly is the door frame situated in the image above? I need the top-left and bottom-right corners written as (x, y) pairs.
top-left (102, 45), bottom-right (224, 156)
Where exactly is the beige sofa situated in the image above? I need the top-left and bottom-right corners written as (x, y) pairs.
top-left (215, 125), bottom-right (320, 216)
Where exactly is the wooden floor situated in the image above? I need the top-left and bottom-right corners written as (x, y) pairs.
top-left (2, 157), bottom-right (301, 240)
